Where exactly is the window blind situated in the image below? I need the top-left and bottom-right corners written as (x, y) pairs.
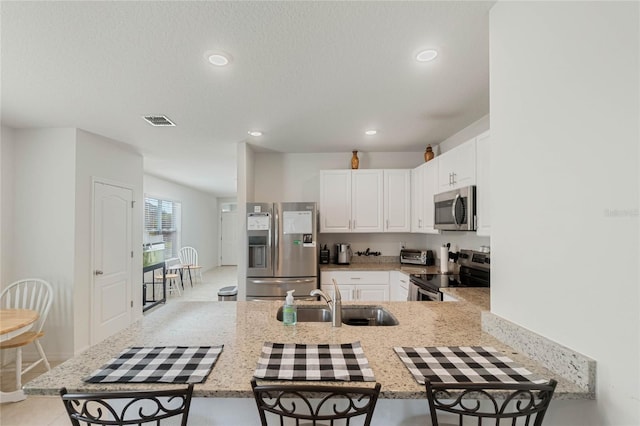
top-left (144, 196), bottom-right (181, 258)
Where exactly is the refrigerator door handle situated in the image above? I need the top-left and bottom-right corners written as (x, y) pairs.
top-left (273, 206), bottom-right (279, 274)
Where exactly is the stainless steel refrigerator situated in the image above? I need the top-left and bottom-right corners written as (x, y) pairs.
top-left (246, 202), bottom-right (318, 300)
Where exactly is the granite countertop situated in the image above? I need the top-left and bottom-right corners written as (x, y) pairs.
top-left (440, 288), bottom-right (490, 311)
top-left (25, 295), bottom-right (588, 400)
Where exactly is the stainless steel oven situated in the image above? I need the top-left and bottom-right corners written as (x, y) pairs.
top-left (408, 279), bottom-right (442, 301)
top-left (408, 249), bottom-right (490, 301)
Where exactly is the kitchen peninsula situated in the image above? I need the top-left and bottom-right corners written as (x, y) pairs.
top-left (25, 297), bottom-right (592, 424)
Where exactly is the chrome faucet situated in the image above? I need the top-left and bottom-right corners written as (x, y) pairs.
top-left (310, 278), bottom-right (342, 327)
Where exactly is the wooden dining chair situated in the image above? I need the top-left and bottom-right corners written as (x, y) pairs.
top-left (0, 278), bottom-right (53, 389)
top-left (251, 379), bottom-right (381, 426)
top-left (59, 384), bottom-right (194, 426)
top-left (424, 379), bottom-right (558, 426)
top-left (178, 246), bottom-right (203, 284)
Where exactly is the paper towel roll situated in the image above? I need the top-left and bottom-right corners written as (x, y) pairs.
top-left (440, 246), bottom-right (449, 273)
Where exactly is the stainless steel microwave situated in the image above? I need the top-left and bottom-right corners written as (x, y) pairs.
top-left (434, 186), bottom-right (476, 231)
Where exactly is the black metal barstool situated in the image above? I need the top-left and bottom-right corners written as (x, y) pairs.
top-left (251, 379), bottom-right (381, 426)
top-left (424, 379), bottom-right (558, 426)
top-left (59, 384), bottom-right (194, 426)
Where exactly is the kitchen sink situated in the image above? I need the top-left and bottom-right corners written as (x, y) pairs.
top-left (341, 306), bottom-right (399, 326)
top-left (276, 305), bottom-right (332, 322)
top-left (276, 305), bottom-right (398, 326)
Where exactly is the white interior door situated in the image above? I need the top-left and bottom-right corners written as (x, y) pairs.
top-left (92, 182), bottom-right (133, 345)
top-left (220, 211), bottom-right (238, 265)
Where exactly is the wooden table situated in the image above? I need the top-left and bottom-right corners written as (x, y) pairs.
top-left (0, 308), bottom-right (39, 403)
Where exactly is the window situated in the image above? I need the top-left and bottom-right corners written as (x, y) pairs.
top-left (144, 196), bottom-right (181, 258)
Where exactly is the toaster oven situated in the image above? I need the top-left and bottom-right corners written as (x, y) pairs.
top-left (400, 249), bottom-right (434, 266)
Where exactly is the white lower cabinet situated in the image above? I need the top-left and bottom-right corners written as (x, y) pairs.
top-left (320, 271), bottom-right (390, 302)
top-left (390, 271), bottom-right (410, 301)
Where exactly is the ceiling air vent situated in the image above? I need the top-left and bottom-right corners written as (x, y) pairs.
top-left (143, 115), bottom-right (176, 127)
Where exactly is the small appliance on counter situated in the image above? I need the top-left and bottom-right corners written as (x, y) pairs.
top-left (400, 249), bottom-right (434, 266)
top-left (319, 245), bottom-right (330, 264)
top-left (336, 243), bottom-right (352, 264)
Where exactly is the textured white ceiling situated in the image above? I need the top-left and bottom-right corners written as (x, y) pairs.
top-left (1, 1), bottom-right (492, 197)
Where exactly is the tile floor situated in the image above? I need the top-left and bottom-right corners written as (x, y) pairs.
top-left (0, 266), bottom-right (238, 426)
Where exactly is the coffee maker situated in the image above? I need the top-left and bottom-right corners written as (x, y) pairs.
top-left (335, 243), bottom-right (352, 264)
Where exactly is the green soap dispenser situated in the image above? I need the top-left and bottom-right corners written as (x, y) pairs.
top-left (282, 290), bottom-right (297, 326)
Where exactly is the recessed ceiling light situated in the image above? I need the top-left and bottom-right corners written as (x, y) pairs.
top-left (248, 131), bottom-right (263, 137)
top-left (207, 53), bottom-right (230, 66)
top-left (365, 130), bottom-right (377, 136)
top-left (416, 49), bottom-right (438, 62)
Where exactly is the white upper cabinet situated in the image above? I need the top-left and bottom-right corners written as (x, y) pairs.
top-left (437, 138), bottom-right (476, 192)
top-left (411, 166), bottom-right (424, 232)
top-left (383, 169), bottom-right (411, 232)
top-left (351, 170), bottom-right (384, 232)
top-left (475, 130), bottom-right (491, 236)
top-left (411, 160), bottom-right (439, 234)
top-left (320, 169), bottom-right (410, 233)
top-left (421, 160), bottom-right (439, 233)
top-left (319, 170), bottom-right (352, 232)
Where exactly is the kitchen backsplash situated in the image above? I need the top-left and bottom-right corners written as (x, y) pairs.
top-left (318, 232), bottom-right (490, 264)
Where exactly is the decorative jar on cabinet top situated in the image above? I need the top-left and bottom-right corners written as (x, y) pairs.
top-left (351, 150), bottom-right (359, 169)
top-left (424, 145), bottom-right (434, 162)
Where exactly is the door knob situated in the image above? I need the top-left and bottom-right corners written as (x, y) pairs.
top-left (95, 270), bottom-right (104, 275)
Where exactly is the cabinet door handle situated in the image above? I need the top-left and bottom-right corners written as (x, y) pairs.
top-left (353, 220), bottom-right (356, 229)
top-left (386, 219), bottom-right (389, 230)
top-left (94, 270), bottom-right (104, 275)
top-left (350, 277), bottom-right (361, 280)
top-left (348, 219), bottom-right (351, 230)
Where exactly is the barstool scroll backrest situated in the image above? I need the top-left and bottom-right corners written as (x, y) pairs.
top-left (425, 379), bottom-right (558, 426)
top-left (59, 384), bottom-right (194, 426)
top-left (251, 379), bottom-right (381, 426)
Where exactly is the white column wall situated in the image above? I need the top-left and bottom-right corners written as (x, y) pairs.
top-left (143, 174), bottom-right (218, 271)
top-left (0, 126), bottom-right (16, 286)
top-left (10, 128), bottom-right (77, 361)
top-left (491, 2), bottom-right (639, 424)
top-left (236, 142), bottom-right (254, 301)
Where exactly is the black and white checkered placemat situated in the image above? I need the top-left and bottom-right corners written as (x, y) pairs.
top-left (254, 341), bottom-right (375, 382)
top-left (85, 346), bottom-right (223, 384)
top-left (394, 346), bottom-right (546, 385)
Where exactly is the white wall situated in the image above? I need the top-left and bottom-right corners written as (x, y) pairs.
top-left (144, 174), bottom-right (219, 271)
top-left (491, 2), bottom-right (639, 425)
top-left (254, 152), bottom-right (425, 203)
top-left (74, 129), bottom-right (143, 353)
top-left (0, 126), bottom-right (16, 285)
top-left (10, 128), bottom-right (77, 361)
top-left (1, 127), bottom-right (145, 360)
top-left (438, 114), bottom-right (490, 154)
